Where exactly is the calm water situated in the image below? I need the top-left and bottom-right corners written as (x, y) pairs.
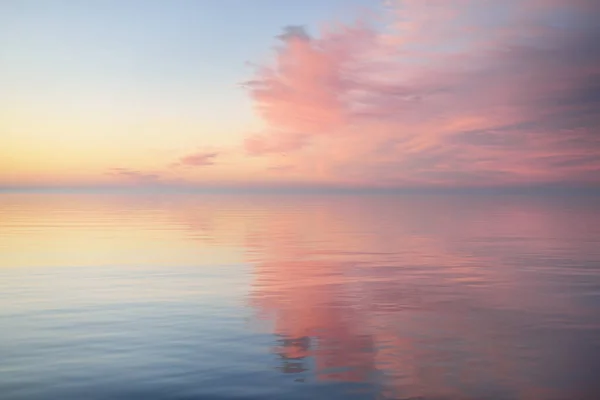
top-left (1, 193), bottom-right (599, 400)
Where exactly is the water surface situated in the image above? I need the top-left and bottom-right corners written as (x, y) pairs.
top-left (1, 193), bottom-right (599, 399)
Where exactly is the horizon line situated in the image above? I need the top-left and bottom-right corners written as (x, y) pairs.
top-left (2, 184), bottom-right (600, 195)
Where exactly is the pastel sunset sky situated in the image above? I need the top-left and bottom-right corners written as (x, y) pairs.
top-left (2, 0), bottom-right (598, 190)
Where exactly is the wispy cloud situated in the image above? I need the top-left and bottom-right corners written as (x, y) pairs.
top-left (242, 0), bottom-right (600, 188)
top-left (107, 168), bottom-right (160, 183)
top-left (171, 151), bottom-right (219, 168)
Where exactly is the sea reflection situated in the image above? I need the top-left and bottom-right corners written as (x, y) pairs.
top-left (1, 193), bottom-right (599, 400)
top-left (246, 195), bottom-right (600, 399)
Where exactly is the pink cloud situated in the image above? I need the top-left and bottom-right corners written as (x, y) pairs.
top-left (107, 168), bottom-right (160, 183)
top-left (241, 0), bottom-right (600, 188)
top-left (172, 151), bottom-right (219, 167)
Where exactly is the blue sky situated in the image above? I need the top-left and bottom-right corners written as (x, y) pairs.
top-left (0, 0), bottom-right (381, 131)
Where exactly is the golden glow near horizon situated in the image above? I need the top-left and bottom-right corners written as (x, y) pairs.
top-left (1, 98), bottom-right (264, 186)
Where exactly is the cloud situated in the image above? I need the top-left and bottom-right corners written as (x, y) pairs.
top-left (172, 151), bottom-right (219, 167)
top-left (242, 0), bottom-right (600, 188)
top-left (107, 168), bottom-right (160, 183)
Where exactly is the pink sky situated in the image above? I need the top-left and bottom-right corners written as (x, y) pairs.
top-left (2, 0), bottom-right (598, 190)
top-left (239, 0), bottom-right (600, 189)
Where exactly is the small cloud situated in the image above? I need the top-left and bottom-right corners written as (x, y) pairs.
top-left (172, 151), bottom-right (219, 168)
top-left (107, 168), bottom-right (160, 182)
top-left (276, 25), bottom-right (311, 42)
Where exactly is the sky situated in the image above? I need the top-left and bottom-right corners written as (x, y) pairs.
top-left (1, 0), bottom-right (598, 190)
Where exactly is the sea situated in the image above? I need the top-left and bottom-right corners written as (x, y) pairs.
top-left (1, 192), bottom-right (599, 400)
